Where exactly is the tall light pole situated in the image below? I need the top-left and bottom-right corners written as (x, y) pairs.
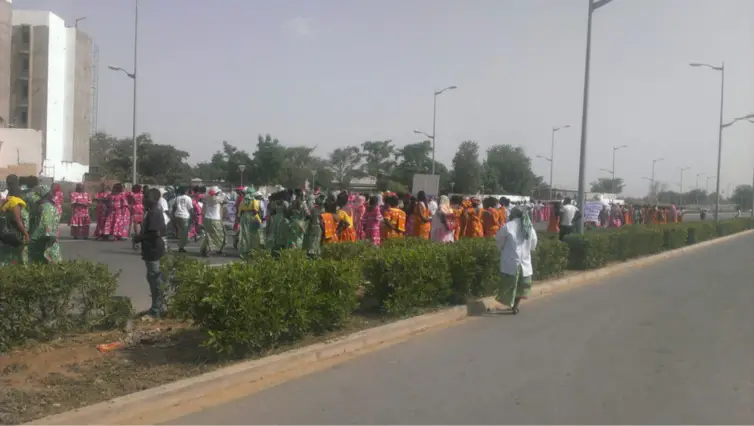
top-left (642, 176), bottom-right (653, 201)
top-left (548, 124), bottom-right (571, 199)
top-left (689, 61), bottom-right (725, 221)
top-left (603, 144), bottom-right (628, 194)
top-left (679, 167), bottom-right (690, 206)
top-left (695, 172), bottom-right (704, 204)
top-left (650, 157), bottom-right (663, 201)
top-left (576, 0), bottom-right (617, 234)
top-left (238, 164), bottom-right (246, 187)
top-left (536, 154), bottom-right (553, 197)
top-left (427, 85), bottom-right (457, 175)
top-left (108, 0), bottom-right (139, 184)
top-left (705, 175), bottom-right (716, 206)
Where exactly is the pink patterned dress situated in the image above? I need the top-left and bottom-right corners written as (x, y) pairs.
top-left (363, 206), bottom-right (383, 246)
top-left (94, 191), bottom-right (110, 237)
top-left (129, 192), bottom-right (144, 224)
top-left (69, 191), bottom-right (91, 238)
top-left (189, 196), bottom-right (203, 240)
top-left (353, 197), bottom-right (366, 240)
top-left (102, 193), bottom-right (130, 239)
top-left (53, 190), bottom-right (63, 216)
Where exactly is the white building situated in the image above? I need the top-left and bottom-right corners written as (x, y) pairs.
top-left (9, 9), bottom-right (92, 182)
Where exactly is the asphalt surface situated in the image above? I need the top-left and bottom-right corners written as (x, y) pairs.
top-left (168, 231), bottom-right (754, 424)
top-left (531, 210), bottom-right (739, 231)
top-left (60, 224), bottom-right (236, 312)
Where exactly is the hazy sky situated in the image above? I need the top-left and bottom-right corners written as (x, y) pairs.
top-left (13, 0), bottom-right (754, 196)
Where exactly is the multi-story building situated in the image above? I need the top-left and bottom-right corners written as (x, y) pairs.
top-left (8, 9), bottom-right (91, 182)
top-left (0, 0), bottom-right (11, 126)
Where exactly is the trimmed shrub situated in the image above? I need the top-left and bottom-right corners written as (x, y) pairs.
top-left (171, 250), bottom-right (361, 355)
top-left (362, 243), bottom-right (453, 316)
top-left (533, 237), bottom-right (570, 280)
top-left (0, 261), bottom-right (128, 352)
top-left (716, 218), bottom-right (752, 236)
top-left (657, 224), bottom-right (689, 250)
top-left (563, 232), bottom-right (611, 270)
top-left (321, 240), bottom-right (376, 261)
top-left (445, 238), bottom-right (499, 304)
top-left (686, 222), bottom-right (717, 244)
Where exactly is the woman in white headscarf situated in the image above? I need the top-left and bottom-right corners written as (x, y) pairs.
top-left (430, 195), bottom-right (455, 243)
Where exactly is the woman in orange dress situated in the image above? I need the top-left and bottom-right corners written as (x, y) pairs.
top-left (320, 197), bottom-right (339, 245)
top-left (482, 197), bottom-right (501, 237)
top-left (450, 195), bottom-right (464, 241)
top-left (410, 190), bottom-right (432, 239)
top-left (547, 202), bottom-right (560, 234)
top-left (462, 198), bottom-right (484, 238)
top-left (497, 197), bottom-right (509, 227)
top-left (336, 194), bottom-right (357, 242)
top-left (381, 195), bottom-right (406, 240)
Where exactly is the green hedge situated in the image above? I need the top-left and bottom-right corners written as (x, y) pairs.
top-left (0, 261), bottom-right (131, 352)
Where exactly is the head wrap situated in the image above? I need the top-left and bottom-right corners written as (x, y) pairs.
top-left (438, 195), bottom-right (451, 214)
top-left (32, 184), bottom-right (51, 198)
top-left (509, 206), bottom-right (532, 240)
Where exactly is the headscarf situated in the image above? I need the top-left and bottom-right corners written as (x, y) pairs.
top-left (509, 206), bottom-right (532, 240)
top-left (438, 195), bottom-right (451, 214)
top-left (32, 184), bottom-right (51, 198)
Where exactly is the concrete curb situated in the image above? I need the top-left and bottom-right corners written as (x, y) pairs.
top-left (29, 229), bottom-right (754, 425)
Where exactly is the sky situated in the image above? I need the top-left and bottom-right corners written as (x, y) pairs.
top-left (12, 0), bottom-right (754, 197)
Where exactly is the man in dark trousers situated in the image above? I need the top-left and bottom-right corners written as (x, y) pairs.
top-left (134, 188), bottom-right (167, 317)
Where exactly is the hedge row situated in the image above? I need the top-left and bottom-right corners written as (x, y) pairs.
top-left (162, 218), bottom-right (752, 355)
top-left (562, 218), bottom-right (754, 270)
top-left (0, 261), bottom-right (132, 352)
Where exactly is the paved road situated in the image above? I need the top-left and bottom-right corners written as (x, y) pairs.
top-left (169, 232), bottom-right (754, 424)
top-left (60, 225), bottom-right (236, 312)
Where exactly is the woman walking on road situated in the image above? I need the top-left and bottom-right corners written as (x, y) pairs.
top-left (29, 185), bottom-right (62, 264)
top-left (495, 206), bottom-right (538, 315)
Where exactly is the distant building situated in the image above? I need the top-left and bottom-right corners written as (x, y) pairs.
top-left (8, 9), bottom-right (92, 182)
top-left (0, 0), bottom-right (11, 126)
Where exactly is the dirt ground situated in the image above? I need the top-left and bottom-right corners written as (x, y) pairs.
top-left (0, 315), bottom-right (388, 425)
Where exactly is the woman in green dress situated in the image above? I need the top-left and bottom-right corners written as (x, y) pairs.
top-left (265, 200), bottom-right (289, 257)
top-left (302, 194), bottom-right (326, 258)
top-left (29, 185), bottom-right (62, 263)
top-left (287, 198), bottom-right (307, 249)
top-left (0, 184), bottom-right (31, 265)
top-left (237, 190), bottom-right (263, 258)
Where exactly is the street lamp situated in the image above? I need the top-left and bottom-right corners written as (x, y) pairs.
top-left (547, 124), bottom-right (570, 200)
top-left (679, 167), bottom-right (690, 206)
top-left (238, 164), bottom-right (246, 186)
top-left (601, 144), bottom-right (628, 194)
top-left (450, 181), bottom-right (455, 194)
top-left (108, 0), bottom-right (139, 184)
top-left (650, 157), bottom-right (663, 201)
top-left (705, 175), bottom-right (716, 206)
top-left (575, 0), bottom-right (618, 234)
top-left (424, 85), bottom-right (457, 175)
top-left (689, 61), bottom-right (725, 221)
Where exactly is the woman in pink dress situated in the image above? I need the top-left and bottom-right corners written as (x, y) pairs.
top-left (128, 184), bottom-right (144, 248)
top-left (102, 183), bottom-right (130, 240)
top-left (363, 195), bottom-right (383, 246)
top-left (93, 183), bottom-right (110, 239)
top-left (353, 195), bottom-right (366, 240)
top-left (52, 183), bottom-right (63, 216)
top-left (189, 187), bottom-right (204, 242)
top-left (69, 183), bottom-right (91, 239)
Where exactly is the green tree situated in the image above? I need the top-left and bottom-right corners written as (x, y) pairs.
top-left (483, 144), bottom-right (541, 195)
top-left (360, 140), bottom-right (396, 189)
top-left (251, 134), bottom-right (287, 185)
top-left (450, 141), bottom-right (482, 193)
top-left (590, 177), bottom-right (625, 194)
top-left (280, 146), bottom-right (317, 189)
top-left (329, 146), bottom-right (363, 188)
top-left (208, 141), bottom-right (253, 186)
top-left (730, 185), bottom-right (752, 210)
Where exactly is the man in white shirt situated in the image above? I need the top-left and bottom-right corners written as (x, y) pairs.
top-left (201, 187), bottom-right (226, 256)
top-left (559, 197), bottom-right (579, 241)
top-left (171, 186), bottom-right (194, 252)
top-left (157, 188), bottom-right (171, 252)
top-left (495, 207), bottom-right (538, 314)
top-left (428, 197), bottom-right (438, 217)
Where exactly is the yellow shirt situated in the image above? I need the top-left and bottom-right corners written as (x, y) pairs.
top-left (239, 198), bottom-right (261, 221)
top-left (1, 196), bottom-right (26, 212)
top-left (337, 209), bottom-right (353, 228)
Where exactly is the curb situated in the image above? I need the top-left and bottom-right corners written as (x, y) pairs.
top-left (29, 229), bottom-right (754, 425)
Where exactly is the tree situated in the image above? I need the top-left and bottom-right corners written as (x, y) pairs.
top-left (482, 144), bottom-right (541, 195)
top-left (450, 141), bottom-right (482, 193)
top-left (279, 146), bottom-right (316, 189)
top-left (251, 134), bottom-right (287, 185)
top-left (730, 184), bottom-right (753, 210)
top-left (685, 188), bottom-right (707, 205)
top-left (590, 177), bottom-right (625, 194)
top-left (207, 141), bottom-right (253, 186)
top-left (329, 146), bottom-right (363, 188)
top-left (360, 140), bottom-right (396, 180)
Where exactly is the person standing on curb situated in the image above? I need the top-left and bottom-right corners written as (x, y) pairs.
top-left (495, 206), bottom-right (538, 315)
top-left (134, 188), bottom-right (167, 318)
